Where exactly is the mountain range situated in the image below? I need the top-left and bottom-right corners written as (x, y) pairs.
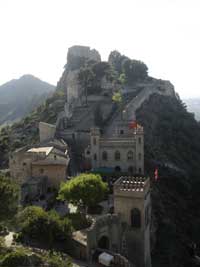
top-left (0, 74), bottom-right (55, 126)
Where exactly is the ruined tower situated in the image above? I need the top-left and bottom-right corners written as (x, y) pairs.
top-left (114, 176), bottom-right (151, 267)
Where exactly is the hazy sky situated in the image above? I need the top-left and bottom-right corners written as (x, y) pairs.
top-left (0, 0), bottom-right (200, 98)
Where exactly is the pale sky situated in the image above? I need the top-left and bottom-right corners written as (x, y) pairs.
top-left (0, 0), bottom-right (200, 98)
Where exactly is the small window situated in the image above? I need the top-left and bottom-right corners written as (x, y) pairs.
top-left (86, 150), bottom-right (90, 155)
top-left (139, 167), bottom-right (142, 173)
top-left (102, 151), bottom-right (108, 161)
top-left (115, 151), bottom-right (120, 161)
top-left (138, 153), bottom-right (142, 161)
top-left (94, 154), bottom-right (97, 161)
top-left (138, 137), bottom-right (142, 144)
top-left (131, 208), bottom-right (141, 228)
top-left (127, 151), bottom-right (133, 160)
top-left (93, 138), bottom-right (96, 146)
top-left (40, 168), bottom-right (44, 174)
top-left (120, 130), bottom-right (124, 135)
top-left (23, 162), bottom-right (27, 166)
top-left (54, 155), bottom-right (57, 160)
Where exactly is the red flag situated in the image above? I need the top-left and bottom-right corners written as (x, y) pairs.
top-left (154, 168), bottom-right (158, 181)
top-left (129, 121), bottom-right (138, 129)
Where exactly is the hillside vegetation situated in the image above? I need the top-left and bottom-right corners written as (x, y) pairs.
top-left (136, 94), bottom-right (200, 266)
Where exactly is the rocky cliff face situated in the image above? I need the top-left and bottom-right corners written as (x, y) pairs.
top-left (57, 46), bottom-right (101, 104)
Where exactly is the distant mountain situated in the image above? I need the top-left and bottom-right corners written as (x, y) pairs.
top-left (0, 75), bottom-right (55, 125)
top-left (184, 98), bottom-right (200, 121)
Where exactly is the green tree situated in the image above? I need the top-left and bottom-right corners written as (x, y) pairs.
top-left (122, 59), bottom-right (148, 84)
top-left (17, 206), bottom-right (73, 248)
top-left (112, 91), bottom-right (124, 119)
top-left (0, 174), bottom-right (19, 222)
top-left (58, 174), bottom-right (108, 211)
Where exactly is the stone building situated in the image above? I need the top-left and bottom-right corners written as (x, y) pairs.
top-left (72, 176), bottom-right (151, 267)
top-left (114, 176), bottom-right (151, 267)
top-left (84, 121), bottom-right (144, 174)
top-left (9, 139), bottom-right (70, 189)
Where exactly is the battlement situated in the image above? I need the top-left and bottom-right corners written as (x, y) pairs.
top-left (114, 176), bottom-right (150, 198)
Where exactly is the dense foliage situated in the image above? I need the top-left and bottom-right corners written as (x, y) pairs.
top-left (136, 94), bottom-right (200, 266)
top-left (0, 247), bottom-right (72, 267)
top-left (59, 173), bottom-right (108, 209)
top-left (0, 174), bottom-right (19, 222)
top-left (108, 50), bottom-right (148, 84)
top-left (17, 206), bottom-right (73, 248)
top-left (78, 61), bottom-right (116, 96)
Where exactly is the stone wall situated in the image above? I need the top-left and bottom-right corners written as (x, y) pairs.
top-left (31, 164), bottom-right (66, 189)
top-left (39, 122), bottom-right (56, 143)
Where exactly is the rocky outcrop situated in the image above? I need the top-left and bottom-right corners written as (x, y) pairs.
top-left (67, 46), bottom-right (101, 71)
top-left (57, 46), bottom-right (101, 104)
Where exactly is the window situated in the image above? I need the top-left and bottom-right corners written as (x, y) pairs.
top-left (139, 167), bottom-right (142, 173)
top-left (102, 151), bottom-right (108, 161)
top-left (131, 208), bottom-right (141, 228)
top-left (115, 151), bottom-right (120, 161)
top-left (86, 150), bottom-right (90, 155)
top-left (127, 151), bottom-right (133, 160)
top-left (128, 166), bottom-right (134, 173)
top-left (93, 138), bottom-right (96, 146)
top-left (94, 154), bottom-right (97, 161)
top-left (40, 168), bottom-right (44, 174)
top-left (138, 137), bottom-right (142, 144)
top-left (138, 153), bottom-right (142, 161)
top-left (23, 162), bottom-right (27, 166)
top-left (54, 155), bottom-right (57, 160)
top-left (120, 130), bottom-right (124, 135)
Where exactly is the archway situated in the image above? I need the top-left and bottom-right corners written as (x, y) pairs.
top-left (115, 166), bottom-right (121, 172)
top-left (98, 235), bottom-right (110, 250)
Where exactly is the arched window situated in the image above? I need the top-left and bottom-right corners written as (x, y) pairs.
top-left (93, 138), bottom-right (96, 146)
top-left (138, 153), bottom-right (142, 161)
top-left (102, 151), bottom-right (108, 161)
top-left (94, 154), bottom-right (97, 161)
top-left (127, 151), bottom-right (134, 160)
top-left (115, 151), bottom-right (120, 161)
top-left (131, 208), bottom-right (141, 228)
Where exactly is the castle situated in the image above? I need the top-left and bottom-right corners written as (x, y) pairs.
top-left (84, 121), bottom-right (144, 174)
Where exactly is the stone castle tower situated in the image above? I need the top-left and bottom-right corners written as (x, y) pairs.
top-left (114, 176), bottom-right (151, 267)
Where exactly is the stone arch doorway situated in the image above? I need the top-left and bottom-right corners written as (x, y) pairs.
top-left (115, 166), bottom-right (121, 172)
top-left (98, 235), bottom-right (110, 250)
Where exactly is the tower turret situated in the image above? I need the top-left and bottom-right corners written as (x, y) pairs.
top-left (114, 176), bottom-right (151, 267)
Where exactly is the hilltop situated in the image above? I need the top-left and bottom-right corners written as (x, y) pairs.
top-left (0, 74), bottom-right (55, 126)
top-left (1, 46), bottom-right (200, 266)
